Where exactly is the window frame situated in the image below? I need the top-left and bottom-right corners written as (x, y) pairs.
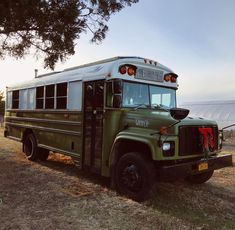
top-left (122, 80), bottom-right (177, 109)
top-left (45, 84), bottom-right (55, 109)
top-left (56, 82), bottom-right (68, 109)
top-left (36, 86), bottom-right (45, 109)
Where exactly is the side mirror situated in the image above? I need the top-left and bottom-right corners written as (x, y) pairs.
top-left (113, 80), bottom-right (122, 94)
top-left (170, 108), bottom-right (189, 120)
top-left (113, 95), bottom-right (122, 108)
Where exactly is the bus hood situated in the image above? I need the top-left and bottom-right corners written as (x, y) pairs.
top-left (121, 109), bottom-right (218, 134)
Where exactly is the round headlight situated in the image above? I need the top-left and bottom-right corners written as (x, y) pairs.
top-left (162, 142), bottom-right (171, 151)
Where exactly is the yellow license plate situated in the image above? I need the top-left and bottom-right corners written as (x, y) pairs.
top-left (198, 162), bottom-right (208, 171)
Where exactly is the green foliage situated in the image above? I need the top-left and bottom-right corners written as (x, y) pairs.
top-left (0, 0), bottom-right (138, 69)
top-left (0, 91), bottom-right (3, 101)
top-left (0, 91), bottom-right (4, 115)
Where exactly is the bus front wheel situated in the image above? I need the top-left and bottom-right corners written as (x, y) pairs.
top-left (185, 170), bottom-right (214, 184)
top-left (115, 152), bottom-right (155, 202)
top-left (23, 133), bottom-right (38, 161)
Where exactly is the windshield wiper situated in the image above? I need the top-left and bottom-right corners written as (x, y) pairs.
top-left (133, 104), bottom-right (150, 110)
top-left (151, 104), bottom-right (169, 112)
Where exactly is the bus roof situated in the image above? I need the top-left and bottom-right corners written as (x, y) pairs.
top-left (7, 56), bottom-right (175, 91)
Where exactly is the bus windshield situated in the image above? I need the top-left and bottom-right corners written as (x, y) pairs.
top-left (122, 81), bottom-right (176, 109)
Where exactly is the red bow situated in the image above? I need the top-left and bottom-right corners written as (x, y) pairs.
top-left (198, 127), bottom-right (215, 152)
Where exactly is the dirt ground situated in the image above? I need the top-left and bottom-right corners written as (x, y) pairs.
top-left (0, 128), bottom-right (234, 230)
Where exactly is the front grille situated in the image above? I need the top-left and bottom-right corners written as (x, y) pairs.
top-left (179, 126), bottom-right (218, 156)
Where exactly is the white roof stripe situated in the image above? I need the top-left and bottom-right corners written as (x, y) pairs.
top-left (7, 56), bottom-right (174, 91)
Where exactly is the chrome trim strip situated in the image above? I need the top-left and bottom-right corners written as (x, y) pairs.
top-left (38, 144), bottom-right (81, 158)
top-left (5, 116), bottom-right (81, 126)
top-left (5, 122), bottom-right (81, 136)
top-left (7, 136), bottom-right (21, 142)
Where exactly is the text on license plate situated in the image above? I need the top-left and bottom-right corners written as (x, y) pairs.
top-left (198, 162), bottom-right (208, 171)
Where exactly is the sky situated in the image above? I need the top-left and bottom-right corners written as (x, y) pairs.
top-left (1, 0), bottom-right (235, 104)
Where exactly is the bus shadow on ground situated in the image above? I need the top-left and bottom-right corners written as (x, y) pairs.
top-left (36, 152), bottom-right (111, 188)
top-left (146, 175), bottom-right (235, 229)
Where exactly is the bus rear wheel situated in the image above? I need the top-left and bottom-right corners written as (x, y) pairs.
top-left (115, 152), bottom-right (155, 202)
top-left (23, 133), bottom-right (38, 161)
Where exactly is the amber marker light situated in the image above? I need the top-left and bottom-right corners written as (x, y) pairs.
top-left (164, 74), bottom-right (171, 82)
top-left (127, 67), bottom-right (136, 76)
top-left (164, 73), bottom-right (178, 82)
top-left (119, 66), bottom-right (126, 75)
top-left (171, 76), bottom-right (177, 83)
top-left (159, 126), bottom-right (168, 135)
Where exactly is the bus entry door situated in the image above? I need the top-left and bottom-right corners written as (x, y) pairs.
top-left (83, 80), bottom-right (104, 173)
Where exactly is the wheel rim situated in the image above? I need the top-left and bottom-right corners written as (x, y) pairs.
top-left (121, 163), bottom-right (142, 192)
top-left (25, 138), bottom-right (33, 157)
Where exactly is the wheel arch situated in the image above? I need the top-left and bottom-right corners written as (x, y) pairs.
top-left (109, 136), bottom-right (155, 179)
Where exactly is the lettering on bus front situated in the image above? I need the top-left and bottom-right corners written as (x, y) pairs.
top-left (135, 119), bottom-right (149, 128)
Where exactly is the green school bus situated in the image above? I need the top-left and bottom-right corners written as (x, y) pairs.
top-left (4, 56), bottom-right (232, 201)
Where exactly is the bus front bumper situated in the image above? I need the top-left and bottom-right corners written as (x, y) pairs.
top-left (157, 154), bottom-right (233, 180)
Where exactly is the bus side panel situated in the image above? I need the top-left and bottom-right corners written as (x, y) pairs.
top-left (5, 110), bottom-right (83, 166)
top-left (102, 109), bottom-right (123, 177)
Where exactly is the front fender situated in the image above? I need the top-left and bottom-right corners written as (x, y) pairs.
top-left (109, 128), bottom-right (160, 167)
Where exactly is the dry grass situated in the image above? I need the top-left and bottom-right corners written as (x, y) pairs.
top-left (0, 127), bottom-right (235, 230)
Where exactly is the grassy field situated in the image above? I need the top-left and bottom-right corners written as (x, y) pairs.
top-left (0, 128), bottom-right (234, 230)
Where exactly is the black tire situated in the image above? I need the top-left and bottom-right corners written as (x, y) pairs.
top-left (23, 133), bottom-right (38, 161)
top-left (115, 152), bottom-right (155, 202)
top-left (185, 170), bottom-right (214, 184)
top-left (37, 148), bottom-right (50, 161)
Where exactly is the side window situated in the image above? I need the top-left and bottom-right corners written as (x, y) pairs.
top-left (106, 81), bottom-right (113, 107)
top-left (95, 82), bottom-right (104, 107)
top-left (7, 91), bottom-right (12, 109)
top-left (12, 90), bottom-right (19, 109)
top-left (56, 83), bottom-right (67, 109)
top-left (28, 88), bottom-right (36, 109)
top-left (36, 86), bottom-right (44, 109)
top-left (45, 84), bottom-right (55, 109)
top-left (19, 89), bottom-right (28, 109)
top-left (68, 81), bottom-right (82, 110)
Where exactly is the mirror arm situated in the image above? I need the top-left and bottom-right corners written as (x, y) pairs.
top-left (167, 120), bottom-right (181, 129)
